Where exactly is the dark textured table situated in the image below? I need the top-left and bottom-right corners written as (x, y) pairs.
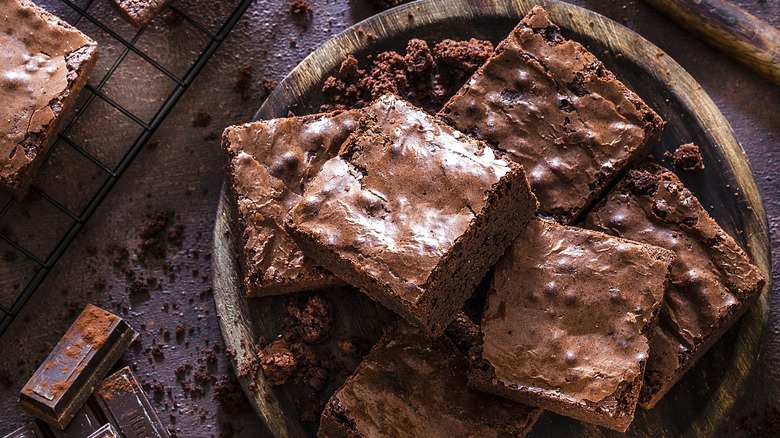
top-left (0, 0), bottom-right (777, 436)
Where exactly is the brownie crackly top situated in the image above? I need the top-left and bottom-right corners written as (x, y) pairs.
top-left (1, 0), bottom-right (96, 185)
top-left (288, 94), bottom-right (517, 304)
top-left (440, 6), bottom-right (663, 223)
top-left (321, 321), bottom-right (541, 437)
top-left (223, 110), bottom-right (362, 294)
top-left (482, 218), bottom-right (671, 404)
top-left (582, 163), bottom-right (765, 405)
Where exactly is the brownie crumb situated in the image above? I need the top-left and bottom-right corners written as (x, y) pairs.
top-left (127, 278), bottom-right (149, 295)
top-left (192, 109), bottom-right (212, 127)
top-left (214, 377), bottom-right (252, 414)
top-left (259, 339), bottom-right (297, 386)
top-left (339, 54), bottom-right (359, 79)
top-left (262, 78), bottom-right (279, 96)
top-left (337, 338), bottom-right (371, 358)
top-left (233, 63), bottom-right (252, 93)
top-left (434, 38), bottom-right (494, 73)
top-left (168, 223), bottom-right (185, 246)
top-left (284, 296), bottom-right (332, 344)
top-left (668, 143), bottom-right (704, 171)
top-left (405, 38), bottom-right (435, 77)
top-left (288, 0), bottom-right (312, 15)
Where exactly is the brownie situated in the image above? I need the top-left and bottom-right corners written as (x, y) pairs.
top-left (581, 163), bottom-right (765, 408)
top-left (110, 0), bottom-right (177, 28)
top-left (318, 320), bottom-right (542, 438)
top-left (285, 94), bottom-right (538, 336)
top-left (469, 218), bottom-right (674, 432)
top-left (438, 6), bottom-right (664, 224)
top-left (1, 0), bottom-right (98, 198)
top-left (222, 110), bottom-right (362, 296)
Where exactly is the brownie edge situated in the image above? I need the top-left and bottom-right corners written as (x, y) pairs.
top-left (286, 95), bottom-right (538, 336)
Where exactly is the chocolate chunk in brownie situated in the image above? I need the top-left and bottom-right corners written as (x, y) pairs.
top-left (439, 6), bottom-right (664, 224)
top-left (110, 0), bottom-right (178, 28)
top-left (1, 0), bottom-right (98, 198)
top-left (222, 110), bottom-right (363, 296)
top-left (286, 95), bottom-right (537, 336)
top-left (581, 163), bottom-right (765, 408)
top-left (318, 320), bottom-right (542, 438)
top-left (469, 218), bottom-right (673, 432)
top-left (668, 142), bottom-right (704, 171)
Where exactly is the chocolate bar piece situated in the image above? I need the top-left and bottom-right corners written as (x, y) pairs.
top-left (93, 367), bottom-right (170, 438)
top-left (19, 305), bottom-right (138, 429)
top-left (85, 424), bottom-right (120, 438)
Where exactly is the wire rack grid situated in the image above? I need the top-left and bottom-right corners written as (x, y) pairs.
top-left (0, 0), bottom-right (254, 336)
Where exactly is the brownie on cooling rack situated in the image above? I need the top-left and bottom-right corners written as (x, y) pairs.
top-left (439, 6), bottom-right (664, 224)
top-left (581, 163), bottom-right (765, 408)
top-left (221, 110), bottom-right (363, 297)
top-left (285, 94), bottom-right (537, 337)
top-left (1, 0), bottom-right (98, 198)
top-left (469, 218), bottom-right (673, 432)
top-left (110, 0), bottom-right (178, 28)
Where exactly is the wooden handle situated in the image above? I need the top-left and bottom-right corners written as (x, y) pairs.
top-left (643, 0), bottom-right (780, 85)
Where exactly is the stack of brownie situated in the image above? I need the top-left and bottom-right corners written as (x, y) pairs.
top-left (221, 6), bottom-right (764, 436)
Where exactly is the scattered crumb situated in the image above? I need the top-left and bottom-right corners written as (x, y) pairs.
top-left (192, 109), bottom-right (212, 127)
top-left (667, 143), bottom-right (704, 171)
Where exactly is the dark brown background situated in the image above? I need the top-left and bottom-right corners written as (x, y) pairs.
top-left (0, 0), bottom-right (777, 436)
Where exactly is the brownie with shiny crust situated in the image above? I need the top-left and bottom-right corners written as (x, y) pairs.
top-left (110, 0), bottom-right (177, 28)
top-left (318, 320), bottom-right (542, 438)
top-left (581, 163), bottom-right (765, 408)
top-left (438, 6), bottom-right (664, 224)
top-left (469, 218), bottom-right (673, 432)
top-left (222, 110), bottom-right (363, 297)
top-left (285, 94), bottom-right (537, 336)
top-left (1, 0), bottom-right (98, 198)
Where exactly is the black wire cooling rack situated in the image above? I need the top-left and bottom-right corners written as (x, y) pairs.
top-left (0, 0), bottom-right (253, 335)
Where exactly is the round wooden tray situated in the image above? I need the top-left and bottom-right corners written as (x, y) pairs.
top-left (213, 0), bottom-right (772, 436)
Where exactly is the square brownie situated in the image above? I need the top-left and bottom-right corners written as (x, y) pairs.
top-left (222, 110), bottom-right (362, 296)
top-left (581, 163), bottom-right (765, 408)
top-left (469, 218), bottom-right (674, 432)
top-left (1, 0), bottom-right (98, 198)
top-left (318, 320), bottom-right (542, 438)
top-left (438, 6), bottom-right (664, 224)
top-left (285, 94), bottom-right (537, 336)
top-left (110, 0), bottom-right (177, 28)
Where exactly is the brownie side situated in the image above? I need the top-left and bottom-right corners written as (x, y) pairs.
top-left (286, 95), bottom-right (537, 336)
top-left (438, 6), bottom-right (664, 224)
top-left (469, 218), bottom-right (673, 432)
top-left (221, 110), bottom-right (362, 297)
top-left (110, 0), bottom-right (177, 28)
top-left (1, 0), bottom-right (99, 198)
top-left (317, 321), bottom-right (542, 438)
top-left (581, 163), bottom-right (765, 408)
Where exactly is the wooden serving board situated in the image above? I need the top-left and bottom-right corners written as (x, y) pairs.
top-left (212, 0), bottom-right (772, 436)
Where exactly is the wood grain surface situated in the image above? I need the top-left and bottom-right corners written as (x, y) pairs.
top-left (213, 0), bottom-right (772, 436)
